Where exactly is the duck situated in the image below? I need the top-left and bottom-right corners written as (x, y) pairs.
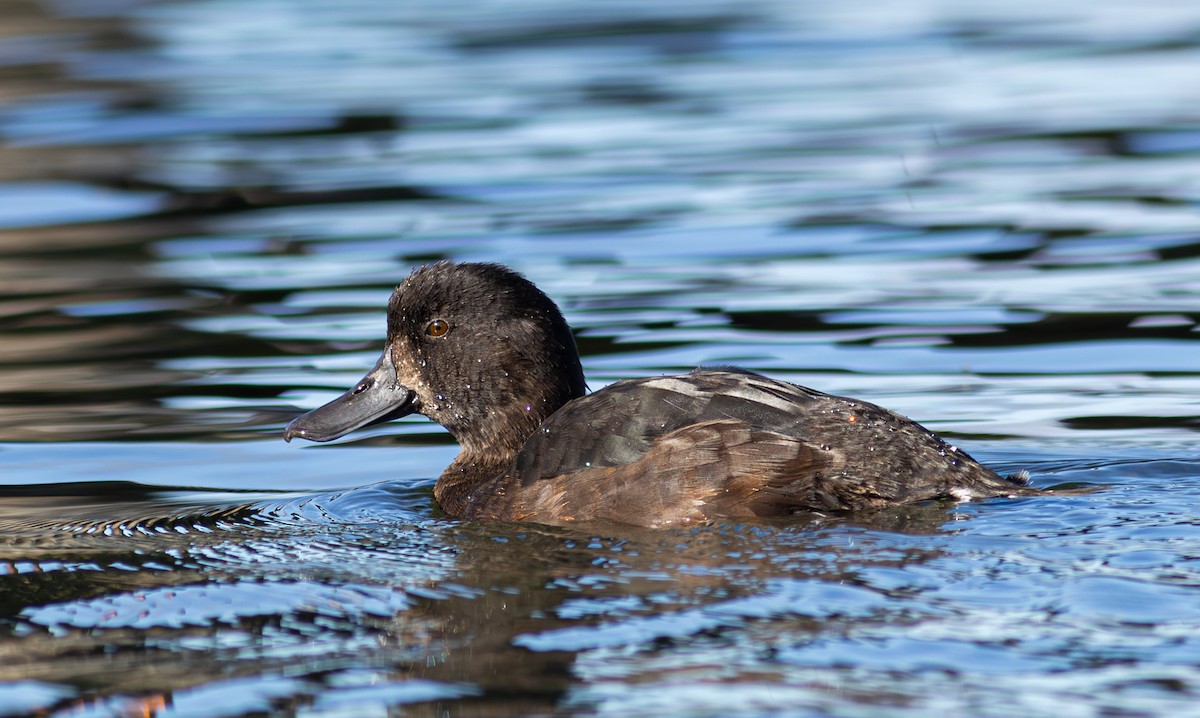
top-left (284, 261), bottom-right (1033, 527)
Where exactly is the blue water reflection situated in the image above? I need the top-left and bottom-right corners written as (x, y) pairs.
top-left (0, 0), bottom-right (1199, 715)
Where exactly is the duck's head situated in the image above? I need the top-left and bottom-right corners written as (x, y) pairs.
top-left (284, 261), bottom-right (586, 455)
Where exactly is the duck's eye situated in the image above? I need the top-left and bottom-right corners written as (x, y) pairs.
top-left (425, 319), bottom-right (450, 337)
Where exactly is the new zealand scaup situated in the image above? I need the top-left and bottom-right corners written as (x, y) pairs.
top-left (284, 262), bottom-right (1032, 527)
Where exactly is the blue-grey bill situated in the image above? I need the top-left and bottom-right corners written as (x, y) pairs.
top-left (283, 349), bottom-right (417, 442)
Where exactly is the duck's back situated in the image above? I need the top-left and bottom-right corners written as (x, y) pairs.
top-left (466, 370), bottom-right (1028, 527)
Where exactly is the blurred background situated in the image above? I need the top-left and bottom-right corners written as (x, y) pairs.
top-left (3, 0), bottom-right (1200, 454)
top-left (1, 0), bottom-right (1199, 716)
top-left (2, 0), bottom-right (1198, 459)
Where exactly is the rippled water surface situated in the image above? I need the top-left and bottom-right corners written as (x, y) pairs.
top-left (1, 0), bottom-right (1199, 715)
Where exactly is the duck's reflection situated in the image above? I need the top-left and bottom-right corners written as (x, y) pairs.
top-left (0, 482), bottom-right (968, 714)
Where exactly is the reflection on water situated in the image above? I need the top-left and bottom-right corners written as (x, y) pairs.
top-left (1, 0), bottom-right (1199, 715)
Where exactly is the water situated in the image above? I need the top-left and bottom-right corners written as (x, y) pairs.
top-left (1, 0), bottom-right (1199, 715)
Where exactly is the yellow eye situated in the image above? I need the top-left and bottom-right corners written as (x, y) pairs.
top-left (425, 319), bottom-right (449, 337)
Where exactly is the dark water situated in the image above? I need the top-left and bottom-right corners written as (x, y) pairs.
top-left (2, 0), bottom-right (1200, 715)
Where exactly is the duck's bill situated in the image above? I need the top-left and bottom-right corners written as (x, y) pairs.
top-left (283, 349), bottom-right (417, 443)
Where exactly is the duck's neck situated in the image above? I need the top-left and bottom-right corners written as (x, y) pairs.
top-left (433, 372), bottom-right (585, 519)
top-left (433, 400), bottom-right (545, 518)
